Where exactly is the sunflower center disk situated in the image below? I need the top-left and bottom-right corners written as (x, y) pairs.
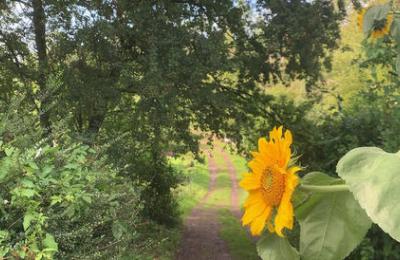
top-left (374, 19), bottom-right (387, 30)
top-left (261, 167), bottom-right (285, 206)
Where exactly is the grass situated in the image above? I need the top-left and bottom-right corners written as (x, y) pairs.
top-left (120, 224), bottom-right (181, 260)
top-left (171, 154), bottom-right (210, 218)
top-left (225, 151), bottom-right (249, 206)
top-left (205, 147), bottom-right (234, 207)
top-left (218, 209), bottom-right (260, 260)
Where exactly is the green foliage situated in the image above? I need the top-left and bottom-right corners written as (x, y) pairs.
top-left (322, 10), bottom-right (365, 104)
top-left (337, 147), bottom-right (400, 242)
top-left (296, 172), bottom-right (371, 260)
top-left (140, 159), bottom-right (181, 227)
top-left (218, 209), bottom-right (259, 260)
top-left (0, 141), bottom-right (143, 259)
top-left (252, 0), bottom-right (344, 87)
top-left (172, 155), bottom-right (210, 218)
top-left (257, 233), bottom-right (299, 260)
top-left (99, 124), bottom-right (182, 226)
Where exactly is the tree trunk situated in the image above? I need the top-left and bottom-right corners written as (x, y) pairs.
top-left (32, 0), bottom-right (52, 138)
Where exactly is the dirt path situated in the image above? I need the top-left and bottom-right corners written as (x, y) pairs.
top-left (176, 154), bottom-right (232, 260)
top-left (220, 148), bottom-right (241, 218)
top-left (220, 149), bottom-right (257, 242)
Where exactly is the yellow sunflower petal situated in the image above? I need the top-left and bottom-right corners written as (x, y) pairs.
top-left (288, 165), bottom-right (301, 173)
top-left (251, 155), bottom-right (267, 166)
top-left (242, 200), bottom-right (267, 226)
top-left (239, 173), bottom-right (261, 191)
top-left (270, 126), bottom-right (292, 166)
top-left (277, 125), bottom-right (283, 137)
top-left (243, 190), bottom-right (263, 208)
top-left (274, 198), bottom-right (294, 237)
top-left (269, 126), bottom-right (282, 143)
top-left (260, 142), bottom-right (278, 161)
top-left (279, 141), bottom-right (291, 168)
top-left (280, 129), bottom-right (292, 166)
top-left (250, 207), bottom-right (272, 236)
top-left (251, 151), bottom-right (260, 158)
top-left (287, 167), bottom-right (301, 188)
top-left (248, 159), bottom-right (265, 175)
top-left (283, 129), bottom-right (293, 147)
top-left (274, 172), bottom-right (299, 237)
top-left (258, 137), bottom-right (268, 154)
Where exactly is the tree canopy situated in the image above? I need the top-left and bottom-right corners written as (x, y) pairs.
top-left (0, 0), bottom-right (344, 150)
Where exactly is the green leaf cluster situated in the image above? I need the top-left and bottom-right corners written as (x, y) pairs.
top-left (0, 141), bottom-right (142, 259)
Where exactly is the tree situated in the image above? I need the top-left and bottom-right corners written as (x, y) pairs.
top-left (0, 0), bottom-right (344, 224)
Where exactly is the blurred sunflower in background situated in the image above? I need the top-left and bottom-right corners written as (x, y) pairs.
top-left (239, 126), bottom-right (301, 237)
top-left (371, 14), bottom-right (393, 38)
top-left (357, 7), bottom-right (393, 39)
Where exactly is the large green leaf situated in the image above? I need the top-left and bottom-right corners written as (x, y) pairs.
top-left (23, 211), bottom-right (36, 231)
top-left (257, 234), bottom-right (299, 260)
top-left (337, 147), bottom-right (400, 242)
top-left (43, 233), bottom-right (58, 253)
top-left (297, 172), bottom-right (371, 260)
top-left (295, 172), bottom-right (336, 219)
top-left (362, 4), bottom-right (391, 34)
top-left (0, 156), bottom-right (16, 182)
top-left (112, 220), bottom-right (127, 240)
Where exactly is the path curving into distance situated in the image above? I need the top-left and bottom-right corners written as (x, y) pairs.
top-left (176, 147), bottom-right (244, 260)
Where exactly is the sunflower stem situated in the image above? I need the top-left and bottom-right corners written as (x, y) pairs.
top-left (299, 184), bottom-right (349, 193)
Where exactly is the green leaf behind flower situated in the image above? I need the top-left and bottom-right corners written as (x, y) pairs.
top-left (362, 4), bottom-right (391, 34)
top-left (337, 147), bottom-right (400, 242)
top-left (296, 172), bottom-right (371, 260)
top-left (257, 233), bottom-right (299, 260)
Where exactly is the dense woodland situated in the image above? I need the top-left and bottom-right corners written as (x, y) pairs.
top-left (0, 0), bottom-right (399, 259)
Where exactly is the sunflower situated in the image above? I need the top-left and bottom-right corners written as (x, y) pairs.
top-left (371, 14), bottom-right (393, 39)
top-left (239, 126), bottom-right (300, 237)
top-left (357, 7), bottom-right (393, 39)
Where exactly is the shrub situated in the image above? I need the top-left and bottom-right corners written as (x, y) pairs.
top-left (0, 142), bottom-right (143, 259)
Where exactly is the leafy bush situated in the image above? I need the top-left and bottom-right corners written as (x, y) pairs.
top-left (101, 133), bottom-right (182, 227)
top-left (0, 142), bottom-right (143, 259)
top-left (139, 161), bottom-right (181, 227)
